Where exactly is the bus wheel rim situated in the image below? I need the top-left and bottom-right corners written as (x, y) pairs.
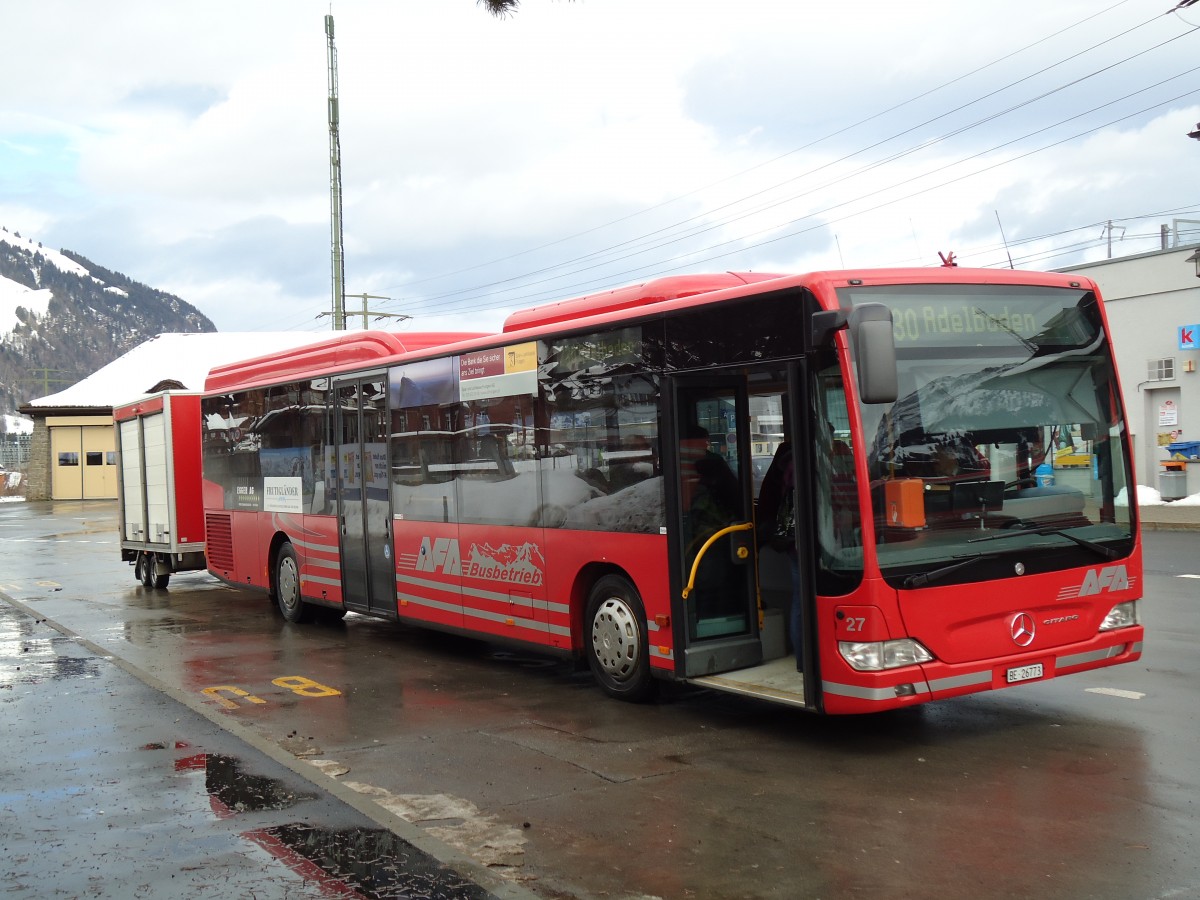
top-left (591, 596), bottom-right (640, 683)
top-left (279, 557), bottom-right (299, 610)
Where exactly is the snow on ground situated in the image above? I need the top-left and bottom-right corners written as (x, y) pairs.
top-left (0, 230), bottom-right (89, 278)
top-left (1, 229), bottom-right (90, 336)
top-left (2, 414), bottom-right (33, 434)
top-left (0, 277), bottom-right (52, 336)
top-left (1115, 484), bottom-right (1200, 507)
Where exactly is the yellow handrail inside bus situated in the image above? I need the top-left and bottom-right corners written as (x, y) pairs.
top-left (681, 522), bottom-right (755, 600)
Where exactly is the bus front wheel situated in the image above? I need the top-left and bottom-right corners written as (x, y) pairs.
top-left (585, 575), bottom-right (656, 702)
top-left (274, 543), bottom-right (311, 623)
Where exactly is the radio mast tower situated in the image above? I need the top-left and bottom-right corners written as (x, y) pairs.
top-left (325, 14), bottom-right (346, 330)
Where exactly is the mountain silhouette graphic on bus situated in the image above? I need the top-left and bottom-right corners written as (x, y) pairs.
top-left (464, 541), bottom-right (545, 586)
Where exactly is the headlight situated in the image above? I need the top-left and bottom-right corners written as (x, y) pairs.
top-left (1099, 600), bottom-right (1139, 631)
top-left (839, 638), bottom-right (934, 671)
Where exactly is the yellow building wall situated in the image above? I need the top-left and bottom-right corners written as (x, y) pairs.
top-left (47, 416), bottom-right (117, 500)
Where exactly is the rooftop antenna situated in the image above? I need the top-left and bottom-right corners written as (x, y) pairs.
top-left (326, 14), bottom-right (346, 331)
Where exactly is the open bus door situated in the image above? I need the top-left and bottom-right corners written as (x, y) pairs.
top-left (667, 367), bottom-right (816, 710)
top-left (333, 374), bottom-right (396, 618)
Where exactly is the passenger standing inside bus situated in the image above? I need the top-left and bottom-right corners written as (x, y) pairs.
top-left (680, 427), bottom-right (739, 529)
top-left (757, 440), bottom-right (802, 669)
top-left (680, 426), bottom-right (740, 620)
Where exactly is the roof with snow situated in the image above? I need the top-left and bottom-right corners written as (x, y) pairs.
top-left (26, 332), bottom-right (334, 410)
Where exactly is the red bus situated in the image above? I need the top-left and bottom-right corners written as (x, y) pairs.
top-left (200, 268), bottom-right (1143, 714)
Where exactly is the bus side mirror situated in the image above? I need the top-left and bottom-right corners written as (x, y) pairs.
top-left (848, 304), bottom-right (898, 404)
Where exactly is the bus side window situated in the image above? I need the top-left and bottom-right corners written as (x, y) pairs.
top-left (390, 403), bottom-right (459, 524)
top-left (457, 397), bottom-right (537, 526)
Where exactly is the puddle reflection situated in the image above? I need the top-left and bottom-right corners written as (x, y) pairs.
top-left (175, 752), bottom-right (315, 814)
top-left (245, 824), bottom-right (492, 900)
top-left (0, 634), bottom-right (101, 683)
top-left (174, 751), bottom-right (491, 899)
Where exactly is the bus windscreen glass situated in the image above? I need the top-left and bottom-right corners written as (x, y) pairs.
top-left (838, 283), bottom-right (1135, 587)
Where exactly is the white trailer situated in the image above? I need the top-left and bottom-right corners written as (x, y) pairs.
top-left (114, 391), bottom-right (206, 589)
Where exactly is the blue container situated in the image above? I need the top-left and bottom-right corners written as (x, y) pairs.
top-left (1035, 462), bottom-right (1055, 487)
top-left (1166, 441), bottom-right (1200, 461)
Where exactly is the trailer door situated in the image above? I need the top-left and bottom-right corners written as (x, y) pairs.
top-left (119, 418), bottom-right (146, 543)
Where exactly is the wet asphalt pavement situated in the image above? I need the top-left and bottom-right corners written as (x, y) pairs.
top-left (3, 499), bottom-right (1200, 899)
top-left (0, 599), bottom-right (503, 899)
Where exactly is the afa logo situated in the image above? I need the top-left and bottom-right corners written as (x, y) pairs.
top-left (415, 536), bottom-right (462, 575)
top-left (1077, 564), bottom-right (1130, 596)
top-left (413, 536), bottom-right (544, 586)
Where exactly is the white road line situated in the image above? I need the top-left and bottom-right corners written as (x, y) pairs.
top-left (1085, 687), bottom-right (1146, 700)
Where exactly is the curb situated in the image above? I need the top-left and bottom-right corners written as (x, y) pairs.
top-left (0, 590), bottom-right (541, 900)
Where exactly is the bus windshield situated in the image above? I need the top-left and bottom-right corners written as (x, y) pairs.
top-left (839, 282), bottom-right (1135, 587)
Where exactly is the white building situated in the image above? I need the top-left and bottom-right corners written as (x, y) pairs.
top-left (1059, 241), bottom-right (1200, 498)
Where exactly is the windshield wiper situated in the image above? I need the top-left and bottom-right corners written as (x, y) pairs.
top-left (902, 554), bottom-right (987, 589)
top-left (968, 524), bottom-right (1120, 560)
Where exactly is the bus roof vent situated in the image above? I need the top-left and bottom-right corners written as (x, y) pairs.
top-left (501, 273), bottom-right (782, 334)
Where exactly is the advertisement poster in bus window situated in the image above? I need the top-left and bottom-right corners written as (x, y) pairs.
top-left (263, 476), bottom-right (304, 513)
top-left (391, 343), bottom-right (537, 409)
top-left (233, 483), bottom-right (260, 511)
top-left (333, 443), bottom-right (389, 502)
top-left (460, 342), bottom-right (537, 401)
top-left (391, 356), bottom-right (459, 409)
top-left (259, 447), bottom-right (315, 500)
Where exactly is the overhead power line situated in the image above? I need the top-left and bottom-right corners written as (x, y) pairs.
top-left (273, 3), bottom-right (1199, 332)
top-left (372, 14), bottom-right (1197, 320)
top-left (385, 0), bottom-right (1149, 296)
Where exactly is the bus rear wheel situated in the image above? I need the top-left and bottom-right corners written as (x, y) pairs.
top-left (585, 575), bottom-right (656, 702)
top-left (274, 543), bottom-right (311, 623)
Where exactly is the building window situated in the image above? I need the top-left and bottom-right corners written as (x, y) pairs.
top-left (1148, 358), bottom-right (1175, 381)
top-left (58, 452), bottom-right (80, 467)
top-left (86, 451), bottom-right (103, 466)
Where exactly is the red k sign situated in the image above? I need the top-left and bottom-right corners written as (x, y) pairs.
top-left (1181, 324), bottom-right (1200, 350)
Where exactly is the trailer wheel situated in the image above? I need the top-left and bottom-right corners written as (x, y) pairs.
top-left (141, 552), bottom-right (169, 589)
top-left (133, 554), bottom-right (145, 583)
top-left (585, 574), bottom-right (657, 702)
top-left (274, 542), bottom-right (311, 623)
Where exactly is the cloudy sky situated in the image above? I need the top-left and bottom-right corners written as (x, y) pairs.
top-left (2, 0), bottom-right (1199, 336)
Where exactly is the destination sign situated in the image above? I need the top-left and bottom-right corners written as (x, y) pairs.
top-left (890, 302), bottom-right (1040, 344)
top-left (838, 285), bottom-right (1097, 349)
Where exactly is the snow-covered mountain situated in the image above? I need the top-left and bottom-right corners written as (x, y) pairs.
top-left (0, 227), bottom-right (215, 424)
